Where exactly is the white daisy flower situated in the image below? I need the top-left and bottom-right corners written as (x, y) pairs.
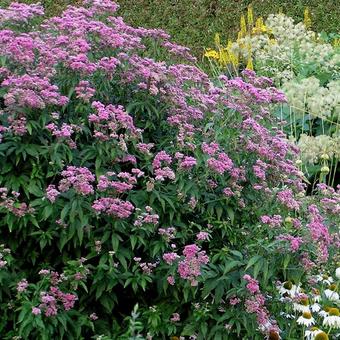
top-left (293, 297), bottom-right (310, 313)
top-left (319, 308), bottom-right (329, 318)
top-left (324, 286), bottom-right (339, 302)
top-left (316, 274), bottom-right (334, 285)
top-left (311, 289), bottom-right (322, 303)
top-left (323, 308), bottom-right (340, 329)
top-left (309, 330), bottom-right (329, 340)
top-left (304, 327), bottom-right (322, 340)
top-left (279, 281), bottom-right (300, 297)
top-left (336, 267), bottom-right (340, 280)
top-left (311, 303), bottom-right (321, 313)
top-left (313, 294), bottom-right (321, 303)
top-left (293, 303), bottom-right (310, 313)
top-left (297, 312), bottom-right (315, 327)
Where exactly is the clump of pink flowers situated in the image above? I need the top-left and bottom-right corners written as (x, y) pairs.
top-left (36, 287), bottom-right (77, 317)
top-left (17, 279), bottom-right (28, 293)
top-left (177, 244), bottom-right (209, 286)
top-left (75, 80), bottom-right (95, 103)
top-left (92, 197), bottom-right (134, 218)
top-left (58, 166), bottom-right (95, 195)
top-left (243, 274), bottom-right (280, 338)
top-left (0, 187), bottom-right (34, 216)
top-left (134, 206), bottom-right (159, 227)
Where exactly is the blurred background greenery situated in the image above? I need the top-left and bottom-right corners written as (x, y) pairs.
top-left (0, 0), bottom-right (339, 55)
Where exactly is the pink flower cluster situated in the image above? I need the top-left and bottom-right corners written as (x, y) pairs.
top-left (92, 197), bottom-right (134, 218)
top-left (134, 206), bottom-right (159, 227)
top-left (58, 166), bottom-right (95, 196)
top-left (46, 185), bottom-right (60, 203)
top-left (89, 101), bottom-right (138, 141)
top-left (229, 297), bottom-right (241, 306)
top-left (34, 287), bottom-right (77, 317)
top-left (97, 171), bottom-right (137, 194)
top-left (0, 2), bottom-right (44, 25)
top-left (260, 215), bottom-right (282, 228)
top-left (46, 123), bottom-right (74, 139)
top-left (0, 245), bottom-right (10, 268)
top-left (84, 0), bottom-right (119, 15)
top-left (276, 234), bottom-right (303, 252)
top-left (243, 274), bottom-right (280, 338)
top-left (0, 187), bottom-right (34, 216)
top-left (139, 261), bottom-right (157, 275)
top-left (45, 121), bottom-right (77, 148)
top-left (207, 152), bottom-right (233, 175)
top-left (163, 252), bottom-right (180, 265)
top-left (318, 184), bottom-right (340, 215)
top-left (202, 142), bottom-right (220, 156)
top-left (17, 279), bottom-right (28, 293)
top-left (253, 159), bottom-right (269, 181)
top-left (277, 189), bottom-right (300, 211)
top-left (136, 143), bottom-right (154, 155)
top-left (196, 231), bottom-right (209, 241)
top-left (170, 312), bottom-right (180, 322)
top-left (307, 204), bottom-right (331, 263)
top-left (75, 80), bottom-right (95, 103)
top-left (152, 151), bottom-right (175, 181)
top-left (2, 75), bottom-right (68, 109)
top-left (226, 70), bottom-right (285, 104)
top-left (243, 274), bottom-right (260, 294)
top-left (158, 227), bottom-right (176, 241)
top-left (178, 156), bottom-right (197, 170)
top-left (177, 244), bottom-right (209, 286)
top-left (152, 151), bottom-right (172, 169)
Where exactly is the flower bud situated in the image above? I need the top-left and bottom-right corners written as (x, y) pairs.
top-left (285, 216), bottom-right (293, 225)
top-left (321, 166), bottom-right (330, 174)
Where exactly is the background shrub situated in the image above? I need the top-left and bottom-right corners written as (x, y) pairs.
top-left (0, 0), bottom-right (339, 55)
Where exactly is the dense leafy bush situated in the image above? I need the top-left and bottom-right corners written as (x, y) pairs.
top-left (0, 1), bottom-right (339, 339)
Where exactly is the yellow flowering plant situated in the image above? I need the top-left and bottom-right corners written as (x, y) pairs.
top-left (204, 6), bottom-right (340, 189)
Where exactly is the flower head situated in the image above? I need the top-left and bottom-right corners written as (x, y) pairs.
top-left (297, 311), bottom-right (315, 327)
top-left (323, 308), bottom-right (340, 328)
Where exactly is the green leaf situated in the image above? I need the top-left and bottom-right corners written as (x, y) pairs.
top-left (245, 255), bottom-right (262, 270)
top-left (226, 207), bottom-right (234, 224)
top-left (223, 260), bottom-right (242, 275)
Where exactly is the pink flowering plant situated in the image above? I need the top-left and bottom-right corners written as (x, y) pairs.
top-left (0, 1), bottom-right (339, 339)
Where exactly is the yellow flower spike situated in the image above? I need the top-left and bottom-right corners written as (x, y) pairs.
top-left (246, 56), bottom-right (254, 71)
top-left (247, 5), bottom-right (254, 29)
top-left (229, 51), bottom-right (239, 68)
top-left (269, 38), bottom-right (277, 45)
top-left (304, 7), bottom-right (312, 29)
top-left (226, 40), bottom-right (238, 67)
top-left (204, 49), bottom-right (219, 60)
top-left (253, 17), bottom-right (266, 34)
top-left (219, 49), bottom-right (229, 66)
top-left (240, 15), bottom-right (247, 38)
top-left (256, 17), bottom-right (263, 29)
top-left (214, 33), bottom-right (221, 48)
